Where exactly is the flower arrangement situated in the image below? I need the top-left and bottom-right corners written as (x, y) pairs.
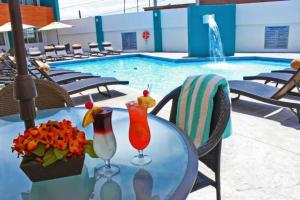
top-left (12, 120), bottom-right (96, 167)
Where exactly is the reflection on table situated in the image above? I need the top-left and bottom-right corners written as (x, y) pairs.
top-left (0, 108), bottom-right (197, 200)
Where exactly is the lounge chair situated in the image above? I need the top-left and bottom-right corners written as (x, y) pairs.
top-left (71, 44), bottom-right (90, 59)
top-left (102, 42), bottom-right (122, 55)
top-left (88, 42), bottom-right (106, 57)
top-left (6, 56), bottom-right (74, 77)
top-left (44, 46), bottom-right (63, 61)
top-left (61, 77), bottom-right (129, 95)
top-left (0, 68), bottom-right (14, 85)
top-left (272, 68), bottom-right (297, 74)
top-left (31, 60), bottom-right (76, 77)
top-left (229, 69), bottom-right (300, 122)
top-left (55, 45), bottom-right (74, 60)
top-left (4, 56), bottom-right (80, 83)
top-left (31, 60), bottom-right (129, 96)
top-left (31, 60), bottom-right (97, 84)
top-left (243, 69), bottom-right (300, 96)
top-left (27, 47), bottom-right (44, 61)
top-left (0, 79), bottom-right (73, 116)
top-left (151, 86), bottom-right (231, 200)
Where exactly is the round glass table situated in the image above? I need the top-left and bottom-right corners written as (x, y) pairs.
top-left (0, 108), bottom-right (198, 200)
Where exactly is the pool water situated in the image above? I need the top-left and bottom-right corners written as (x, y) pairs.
top-left (50, 56), bottom-right (289, 97)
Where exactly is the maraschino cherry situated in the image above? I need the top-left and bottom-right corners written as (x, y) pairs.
top-left (143, 90), bottom-right (149, 97)
top-left (85, 101), bottom-right (94, 109)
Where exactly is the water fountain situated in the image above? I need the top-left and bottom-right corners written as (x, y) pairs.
top-left (203, 14), bottom-right (225, 63)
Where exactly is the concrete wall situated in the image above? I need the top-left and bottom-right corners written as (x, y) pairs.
top-left (161, 8), bottom-right (188, 52)
top-left (42, 0), bottom-right (300, 54)
top-left (102, 12), bottom-right (154, 52)
top-left (236, 0), bottom-right (300, 52)
top-left (46, 17), bottom-right (97, 51)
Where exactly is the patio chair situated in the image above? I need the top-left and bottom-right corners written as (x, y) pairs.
top-left (88, 42), bottom-right (107, 57)
top-left (0, 79), bottom-right (74, 117)
top-left (55, 45), bottom-right (74, 60)
top-left (44, 46), bottom-right (63, 61)
top-left (102, 42), bottom-right (122, 55)
top-left (229, 69), bottom-right (300, 122)
top-left (71, 44), bottom-right (90, 59)
top-left (151, 86), bottom-right (231, 200)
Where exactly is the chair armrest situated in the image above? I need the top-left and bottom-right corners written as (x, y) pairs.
top-left (150, 86), bottom-right (181, 123)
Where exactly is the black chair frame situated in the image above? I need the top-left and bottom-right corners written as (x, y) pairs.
top-left (151, 86), bottom-right (231, 200)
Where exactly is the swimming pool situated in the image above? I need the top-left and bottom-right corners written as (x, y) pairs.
top-left (50, 55), bottom-right (290, 97)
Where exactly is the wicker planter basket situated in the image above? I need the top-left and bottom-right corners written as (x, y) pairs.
top-left (20, 156), bottom-right (85, 182)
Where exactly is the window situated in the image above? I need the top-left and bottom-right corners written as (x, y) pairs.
top-left (264, 26), bottom-right (289, 49)
top-left (122, 32), bottom-right (137, 50)
top-left (0, 33), bottom-right (5, 46)
top-left (24, 28), bottom-right (43, 44)
top-left (19, 0), bottom-right (38, 6)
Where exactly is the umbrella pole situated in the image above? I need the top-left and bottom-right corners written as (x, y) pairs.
top-left (56, 29), bottom-right (60, 45)
top-left (8, 0), bottom-right (37, 129)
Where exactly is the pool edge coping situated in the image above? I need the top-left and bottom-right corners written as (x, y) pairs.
top-left (48, 53), bottom-right (292, 66)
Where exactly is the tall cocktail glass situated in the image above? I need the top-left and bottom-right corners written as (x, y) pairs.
top-left (126, 101), bottom-right (151, 166)
top-left (93, 107), bottom-right (119, 177)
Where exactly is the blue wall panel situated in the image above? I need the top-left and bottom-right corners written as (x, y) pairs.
top-left (7, 32), bottom-right (14, 48)
top-left (188, 5), bottom-right (236, 57)
top-left (40, 0), bottom-right (60, 21)
top-left (153, 10), bottom-right (162, 52)
top-left (95, 16), bottom-right (104, 50)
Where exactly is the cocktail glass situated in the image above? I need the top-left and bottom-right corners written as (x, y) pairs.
top-left (93, 107), bottom-right (119, 177)
top-left (126, 101), bottom-right (151, 166)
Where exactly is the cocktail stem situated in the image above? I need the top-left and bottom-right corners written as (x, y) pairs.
top-left (138, 150), bottom-right (144, 158)
top-left (105, 159), bottom-right (111, 168)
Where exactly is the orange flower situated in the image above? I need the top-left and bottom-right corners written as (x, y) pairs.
top-left (27, 140), bottom-right (38, 151)
top-left (12, 120), bottom-right (88, 162)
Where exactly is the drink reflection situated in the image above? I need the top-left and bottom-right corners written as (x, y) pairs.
top-left (100, 178), bottom-right (122, 200)
top-left (133, 169), bottom-right (160, 200)
top-left (90, 177), bottom-right (122, 200)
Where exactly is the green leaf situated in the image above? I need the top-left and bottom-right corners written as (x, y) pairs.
top-left (85, 140), bottom-right (98, 158)
top-left (31, 144), bottom-right (45, 157)
top-left (47, 121), bottom-right (60, 129)
top-left (54, 148), bottom-right (69, 160)
top-left (151, 195), bottom-right (160, 200)
top-left (42, 148), bottom-right (58, 167)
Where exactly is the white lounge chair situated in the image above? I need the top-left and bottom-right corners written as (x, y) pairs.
top-left (102, 42), bottom-right (122, 55)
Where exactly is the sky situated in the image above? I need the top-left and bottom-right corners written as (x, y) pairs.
top-left (59, 0), bottom-right (195, 20)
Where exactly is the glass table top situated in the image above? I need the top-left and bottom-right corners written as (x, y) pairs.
top-left (0, 108), bottom-right (198, 200)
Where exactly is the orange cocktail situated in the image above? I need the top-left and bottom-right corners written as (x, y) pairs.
top-left (126, 101), bottom-right (151, 165)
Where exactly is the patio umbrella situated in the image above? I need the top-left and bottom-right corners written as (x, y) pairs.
top-left (0, 22), bottom-right (34, 32)
top-left (0, 22), bottom-right (35, 44)
top-left (7, 0), bottom-right (37, 129)
top-left (38, 22), bottom-right (73, 44)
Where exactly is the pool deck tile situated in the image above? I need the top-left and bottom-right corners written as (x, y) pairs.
top-left (134, 52), bottom-right (300, 60)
